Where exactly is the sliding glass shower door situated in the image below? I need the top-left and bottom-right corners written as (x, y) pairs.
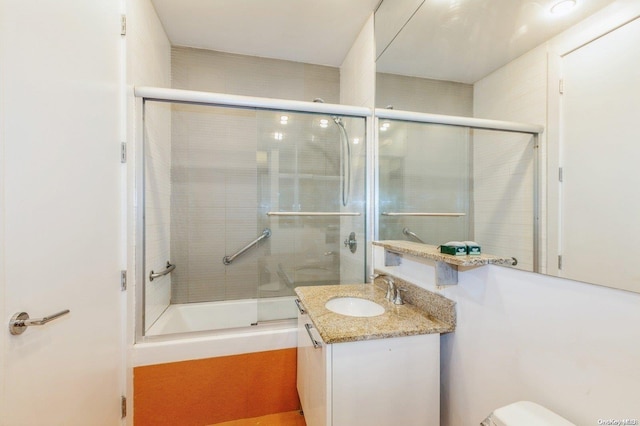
top-left (142, 99), bottom-right (367, 335)
top-left (255, 111), bottom-right (367, 322)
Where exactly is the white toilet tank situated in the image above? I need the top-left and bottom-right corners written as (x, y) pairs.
top-left (482, 401), bottom-right (576, 426)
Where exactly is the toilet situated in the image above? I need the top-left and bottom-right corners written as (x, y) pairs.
top-left (482, 401), bottom-right (576, 426)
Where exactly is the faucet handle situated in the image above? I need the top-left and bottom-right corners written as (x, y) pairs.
top-left (393, 287), bottom-right (406, 305)
top-left (384, 278), bottom-right (395, 301)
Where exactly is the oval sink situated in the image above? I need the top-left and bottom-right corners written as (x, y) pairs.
top-left (325, 297), bottom-right (385, 317)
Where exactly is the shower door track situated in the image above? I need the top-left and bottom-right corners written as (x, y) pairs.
top-left (134, 87), bottom-right (371, 117)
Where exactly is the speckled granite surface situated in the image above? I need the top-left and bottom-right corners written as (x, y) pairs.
top-left (373, 273), bottom-right (456, 331)
top-left (372, 240), bottom-right (516, 266)
top-left (295, 283), bottom-right (454, 344)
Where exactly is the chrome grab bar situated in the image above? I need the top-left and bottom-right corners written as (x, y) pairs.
top-left (403, 227), bottom-right (425, 243)
top-left (149, 261), bottom-right (176, 282)
top-left (223, 228), bottom-right (271, 265)
top-left (267, 212), bottom-right (361, 216)
top-left (305, 323), bottom-right (322, 349)
top-left (9, 309), bottom-right (70, 335)
top-left (382, 212), bottom-right (466, 217)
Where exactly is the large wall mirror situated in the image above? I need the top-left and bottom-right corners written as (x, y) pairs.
top-left (375, 0), bottom-right (640, 293)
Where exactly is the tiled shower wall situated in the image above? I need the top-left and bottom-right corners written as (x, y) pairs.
top-left (171, 47), bottom-right (340, 102)
top-left (170, 47), bottom-right (341, 303)
top-left (376, 72), bottom-right (473, 116)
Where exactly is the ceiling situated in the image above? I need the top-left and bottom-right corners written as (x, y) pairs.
top-left (151, 0), bottom-right (380, 67)
top-left (151, 0), bottom-right (616, 83)
top-left (376, 0), bottom-right (617, 83)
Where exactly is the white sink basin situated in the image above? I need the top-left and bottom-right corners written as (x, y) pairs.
top-left (325, 297), bottom-right (385, 317)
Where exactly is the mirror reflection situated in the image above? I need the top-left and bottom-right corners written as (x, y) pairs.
top-left (378, 119), bottom-right (537, 272)
top-left (375, 0), bottom-right (640, 292)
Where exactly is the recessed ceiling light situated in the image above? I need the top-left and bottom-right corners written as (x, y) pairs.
top-left (550, 0), bottom-right (577, 15)
top-left (320, 119), bottom-right (329, 128)
top-left (274, 132), bottom-right (283, 140)
top-left (280, 115), bottom-right (289, 124)
top-left (353, 138), bottom-right (360, 145)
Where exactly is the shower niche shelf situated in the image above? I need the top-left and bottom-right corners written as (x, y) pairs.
top-left (372, 240), bottom-right (517, 285)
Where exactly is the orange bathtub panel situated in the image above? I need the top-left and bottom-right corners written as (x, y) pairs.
top-left (245, 348), bottom-right (298, 418)
top-left (134, 348), bottom-right (299, 426)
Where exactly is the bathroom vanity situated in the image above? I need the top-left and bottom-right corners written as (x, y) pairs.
top-left (295, 283), bottom-right (454, 426)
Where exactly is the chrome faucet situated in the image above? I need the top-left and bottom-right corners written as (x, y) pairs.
top-left (370, 273), bottom-right (395, 302)
top-left (393, 288), bottom-right (406, 305)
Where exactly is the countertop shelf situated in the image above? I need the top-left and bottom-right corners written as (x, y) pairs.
top-left (372, 240), bottom-right (516, 266)
top-left (372, 240), bottom-right (516, 285)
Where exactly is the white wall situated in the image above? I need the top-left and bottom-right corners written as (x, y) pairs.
top-left (125, 0), bottom-right (171, 421)
top-left (442, 265), bottom-right (640, 425)
top-left (340, 14), bottom-right (375, 282)
top-left (372, 246), bottom-right (640, 425)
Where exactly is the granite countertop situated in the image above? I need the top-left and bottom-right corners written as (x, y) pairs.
top-left (372, 240), bottom-right (517, 266)
top-left (295, 283), bottom-right (452, 344)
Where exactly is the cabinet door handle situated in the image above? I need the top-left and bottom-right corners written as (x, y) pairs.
top-left (304, 323), bottom-right (322, 349)
top-left (294, 298), bottom-right (306, 315)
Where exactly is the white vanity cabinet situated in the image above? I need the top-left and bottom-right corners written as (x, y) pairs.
top-left (297, 309), bottom-right (441, 426)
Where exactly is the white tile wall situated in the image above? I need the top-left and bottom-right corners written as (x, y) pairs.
top-left (172, 47), bottom-right (340, 103)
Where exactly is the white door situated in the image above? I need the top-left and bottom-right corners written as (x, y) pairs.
top-left (0, 1), bottom-right (124, 424)
top-left (559, 17), bottom-right (640, 291)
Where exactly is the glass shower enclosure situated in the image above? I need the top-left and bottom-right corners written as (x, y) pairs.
top-left (138, 92), bottom-right (367, 338)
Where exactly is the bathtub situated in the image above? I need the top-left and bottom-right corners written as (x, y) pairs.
top-left (133, 296), bottom-right (298, 367)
